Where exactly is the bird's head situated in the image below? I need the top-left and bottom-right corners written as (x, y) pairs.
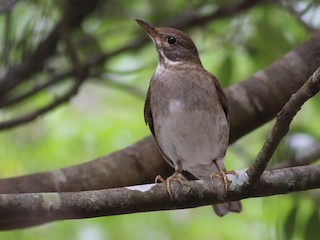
top-left (136, 19), bottom-right (202, 69)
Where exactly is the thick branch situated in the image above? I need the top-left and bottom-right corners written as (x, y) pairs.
top-left (247, 67), bottom-right (320, 183)
top-left (1, 165), bottom-right (320, 230)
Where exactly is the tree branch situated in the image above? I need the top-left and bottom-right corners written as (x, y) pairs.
top-left (277, 0), bottom-right (318, 32)
top-left (0, 0), bottom-right (19, 13)
top-left (247, 67), bottom-right (320, 184)
top-left (0, 71), bottom-right (72, 108)
top-left (0, 0), bottom-right (99, 96)
top-left (271, 144), bottom-right (320, 169)
top-left (1, 165), bottom-right (320, 230)
top-left (0, 75), bottom-right (86, 130)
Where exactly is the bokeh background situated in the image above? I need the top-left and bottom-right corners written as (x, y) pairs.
top-left (0, 0), bottom-right (320, 239)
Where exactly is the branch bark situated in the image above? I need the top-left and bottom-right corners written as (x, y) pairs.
top-left (1, 165), bottom-right (320, 230)
top-left (247, 66), bottom-right (320, 184)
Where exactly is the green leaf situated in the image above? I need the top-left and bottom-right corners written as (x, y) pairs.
top-left (304, 208), bottom-right (320, 240)
top-left (218, 52), bottom-right (233, 86)
top-left (284, 204), bottom-right (298, 240)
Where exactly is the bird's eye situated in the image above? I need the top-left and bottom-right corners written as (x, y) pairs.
top-left (167, 36), bottom-right (176, 44)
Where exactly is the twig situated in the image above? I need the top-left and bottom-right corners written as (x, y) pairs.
top-left (2, 10), bottom-right (11, 68)
top-left (0, 0), bottom-right (268, 130)
top-left (0, 14), bottom-right (89, 130)
top-left (167, 0), bottom-right (266, 29)
top-left (0, 0), bottom-right (100, 96)
top-left (247, 67), bottom-right (320, 184)
top-left (96, 75), bottom-right (145, 99)
top-left (1, 165), bottom-right (320, 230)
top-left (0, 72), bottom-right (86, 130)
top-left (88, 0), bottom-right (267, 68)
top-left (0, 0), bottom-right (19, 13)
top-left (277, 0), bottom-right (317, 32)
top-left (0, 71), bottom-right (72, 108)
top-left (270, 143), bottom-right (320, 169)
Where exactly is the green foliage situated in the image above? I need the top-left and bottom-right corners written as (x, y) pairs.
top-left (0, 0), bottom-right (319, 239)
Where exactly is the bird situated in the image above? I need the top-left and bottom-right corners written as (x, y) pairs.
top-left (136, 19), bottom-right (242, 217)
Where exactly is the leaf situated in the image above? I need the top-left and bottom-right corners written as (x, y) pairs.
top-left (304, 208), bottom-right (320, 240)
top-left (284, 204), bottom-right (298, 240)
top-left (218, 52), bottom-right (233, 86)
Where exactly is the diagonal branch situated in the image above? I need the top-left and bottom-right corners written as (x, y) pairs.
top-left (1, 165), bottom-right (320, 230)
top-left (247, 67), bottom-right (320, 184)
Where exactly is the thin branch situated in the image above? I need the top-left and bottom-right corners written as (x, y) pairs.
top-left (247, 67), bottom-right (320, 184)
top-left (0, 0), bottom-right (268, 131)
top-left (167, 0), bottom-right (267, 29)
top-left (2, 10), bottom-right (11, 68)
top-left (277, 0), bottom-right (317, 32)
top-left (0, 0), bottom-right (19, 13)
top-left (0, 25), bottom-right (87, 131)
top-left (95, 75), bottom-right (145, 99)
top-left (0, 71), bottom-right (72, 108)
top-left (0, 69), bottom-right (87, 130)
top-left (1, 165), bottom-right (320, 230)
top-left (0, 0), bottom-right (100, 96)
top-left (87, 0), bottom-right (268, 69)
top-left (271, 143), bottom-right (320, 169)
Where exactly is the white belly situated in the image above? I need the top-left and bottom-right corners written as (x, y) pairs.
top-left (155, 99), bottom-right (229, 171)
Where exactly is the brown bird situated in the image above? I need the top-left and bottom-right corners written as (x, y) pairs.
top-left (136, 19), bottom-right (242, 217)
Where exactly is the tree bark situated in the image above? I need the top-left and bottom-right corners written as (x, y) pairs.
top-left (1, 165), bottom-right (320, 230)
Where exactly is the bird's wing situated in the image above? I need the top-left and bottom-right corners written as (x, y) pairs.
top-left (144, 85), bottom-right (155, 136)
top-left (210, 73), bottom-right (229, 119)
top-left (144, 80), bottom-right (175, 168)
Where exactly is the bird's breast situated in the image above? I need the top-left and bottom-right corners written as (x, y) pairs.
top-left (150, 71), bottom-right (229, 169)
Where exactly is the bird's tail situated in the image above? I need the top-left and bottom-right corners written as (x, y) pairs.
top-left (212, 201), bottom-right (242, 217)
top-left (182, 158), bottom-right (242, 217)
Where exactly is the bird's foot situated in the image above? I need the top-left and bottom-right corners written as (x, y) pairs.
top-left (155, 171), bottom-right (182, 200)
top-left (155, 175), bottom-right (166, 183)
top-left (210, 171), bottom-right (228, 197)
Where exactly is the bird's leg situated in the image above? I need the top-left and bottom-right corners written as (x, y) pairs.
top-left (210, 161), bottom-right (228, 197)
top-left (155, 175), bottom-right (166, 183)
top-left (155, 169), bottom-right (183, 200)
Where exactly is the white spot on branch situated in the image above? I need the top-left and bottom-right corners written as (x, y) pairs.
top-left (126, 183), bottom-right (156, 192)
top-left (226, 170), bottom-right (249, 191)
top-left (41, 193), bottom-right (62, 210)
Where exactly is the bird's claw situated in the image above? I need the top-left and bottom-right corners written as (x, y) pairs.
top-left (210, 171), bottom-right (228, 197)
top-left (155, 174), bottom-right (182, 200)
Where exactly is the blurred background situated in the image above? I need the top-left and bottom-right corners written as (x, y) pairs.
top-left (0, 0), bottom-right (320, 239)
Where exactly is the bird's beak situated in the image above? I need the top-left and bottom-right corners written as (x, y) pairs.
top-left (135, 19), bottom-right (159, 39)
